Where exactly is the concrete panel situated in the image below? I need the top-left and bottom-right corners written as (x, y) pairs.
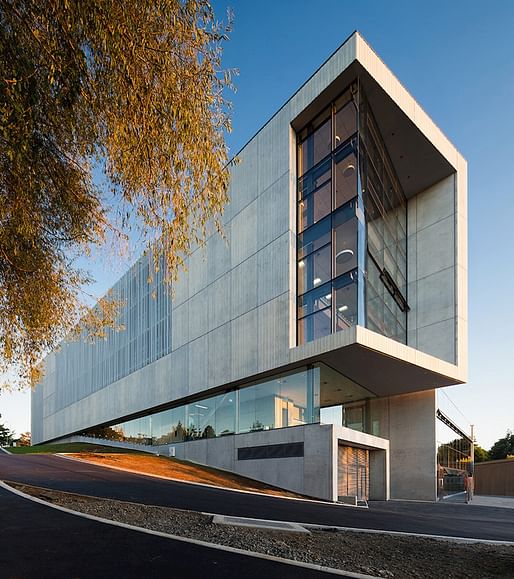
top-left (237, 457), bottom-right (304, 494)
top-left (416, 267), bottom-right (455, 329)
top-left (206, 229), bottom-right (231, 283)
top-left (207, 324), bottom-right (231, 390)
top-left (172, 265), bottom-right (189, 307)
top-left (304, 425), bottom-right (334, 501)
top-left (230, 200), bottom-right (258, 267)
top-left (206, 434), bottom-right (236, 472)
top-left (230, 308), bottom-right (259, 381)
top-left (415, 175), bottom-right (455, 231)
top-left (227, 137), bottom-right (259, 220)
top-left (187, 247), bottom-right (208, 297)
top-left (209, 274), bottom-right (232, 332)
top-left (370, 450), bottom-right (388, 500)
top-left (257, 115), bottom-right (290, 194)
top-left (415, 216), bottom-right (454, 280)
top-left (188, 288), bottom-right (209, 342)
top-left (171, 301), bottom-right (189, 350)
top-left (183, 438), bottom-right (208, 466)
top-left (256, 174), bottom-right (291, 250)
top-left (257, 294), bottom-right (290, 374)
top-left (417, 318), bottom-right (455, 364)
top-left (388, 390), bottom-right (437, 501)
top-left (230, 255), bottom-right (258, 320)
top-left (257, 233), bottom-right (290, 306)
top-left (188, 335), bottom-right (208, 394)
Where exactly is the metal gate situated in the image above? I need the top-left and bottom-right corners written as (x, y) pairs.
top-left (338, 445), bottom-right (369, 501)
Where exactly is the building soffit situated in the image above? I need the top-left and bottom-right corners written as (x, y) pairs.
top-left (290, 32), bottom-right (465, 199)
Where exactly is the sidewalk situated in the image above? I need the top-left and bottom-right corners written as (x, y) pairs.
top-left (471, 495), bottom-right (514, 510)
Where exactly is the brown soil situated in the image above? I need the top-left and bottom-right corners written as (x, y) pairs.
top-left (9, 482), bottom-right (514, 579)
top-left (66, 452), bottom-right (305, 498)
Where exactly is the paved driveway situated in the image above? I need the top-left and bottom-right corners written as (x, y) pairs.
top-left (1, 452), bottom-right (513, 542)
top-left (0, 484), bottom-right (341, 579)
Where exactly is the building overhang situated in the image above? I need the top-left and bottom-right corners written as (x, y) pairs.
top-left (291, 32), bottom-right (464, 198)
top-left (290, 325), bottom-right (464, 398)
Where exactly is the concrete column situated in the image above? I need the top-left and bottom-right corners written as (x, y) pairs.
top-left (388, 389), bottom-right (437, 501)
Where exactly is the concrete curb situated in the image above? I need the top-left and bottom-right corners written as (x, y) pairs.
top-left (204, 511), bottom-right (514, 546)
top-left (0, 447), bottom-right (12, 454)
top-left (212, 514), bottom-right (311, 533)
top-left (0, 480), bottom-right (380, 579)
top-left (56, 453), bottom-right (364, 508)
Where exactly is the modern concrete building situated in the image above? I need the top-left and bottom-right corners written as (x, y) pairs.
top-left (32, 32), bottom-right (468, 503)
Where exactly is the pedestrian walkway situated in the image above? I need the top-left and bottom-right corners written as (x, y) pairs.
top-left (471, 495), bottom-right (514, 510)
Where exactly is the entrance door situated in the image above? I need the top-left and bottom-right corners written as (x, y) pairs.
top-left (338, 445), bottom-right (369, 501)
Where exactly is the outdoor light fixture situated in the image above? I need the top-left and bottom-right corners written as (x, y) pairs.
top-left (335, 248), bottom-right (354, 263)
top-left (338, 305), bottom-right (348, 312)
top-left (342, 163), bottom-right (355, 178)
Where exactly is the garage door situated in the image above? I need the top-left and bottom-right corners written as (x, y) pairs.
top-left (338, 445), bottom-right (369, 501)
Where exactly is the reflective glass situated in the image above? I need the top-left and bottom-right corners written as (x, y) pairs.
top-left (334, 148), bottom-right (357, 209)
top-left (152, 407), bottom-right (186, 445)
top-left (297, 244), bottom-right (331, 295)
top-left (333, 215), bottom-right (358, 277)
top-left (118, 416), bottom-right (151, 445)
top-left (82, 368), bottom-right (320, 444)
top-left (215, 392), bottom-right (236, 436)
top-left (297, 282), bottom-right (332, 318)
top-left (297, 216), bottom-right (331, 259)
top-left (298, 114), bottom-right (332, 176)
top-left (335, 100), bottom-right (357, 148)
top-left (298, 181), bottom-right (331, 232)
top-left (359, 90), bottom-right (408, 344)
top-left (297, 308), bottom-right (332, 344)
top-left (298, 159), bottom-right (331, 200)
top-left (334, 271), bottom-right (358, 331)
top-left (186, 397), bottom-right (217, 439)
top-left (344, 403), bottom-right (366, 432)
top-left (238, 379), bottom-right (279, 433)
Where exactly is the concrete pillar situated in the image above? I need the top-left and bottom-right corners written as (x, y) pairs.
top-left (388, 389), bottom-right (437, 501)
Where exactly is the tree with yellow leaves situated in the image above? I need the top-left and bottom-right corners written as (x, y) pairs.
top-left (0, 0), bottom-right (234, 389)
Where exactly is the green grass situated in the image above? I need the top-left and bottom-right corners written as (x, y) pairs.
top-left (3, 442), bottom-right (149, 455)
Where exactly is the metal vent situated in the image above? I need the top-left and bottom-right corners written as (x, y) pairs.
top-left (237, 441), bottom-right (304, 461)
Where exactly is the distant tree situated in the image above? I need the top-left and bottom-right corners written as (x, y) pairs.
top-left (174, 421), bottom-right (186, 442)
top-left (473, 444), bottom-right (489, 463)
top-left (202, 424), bottom-right (216, 439)
top-left (488, 430), bottom-right (514, 461)
top-left (0, 0), bottom-right (234, 390)
top-left (0, 414), bottom-right (14, 445)
top-left (86, 425), bottom-right (123, 441)
top-left (18, 431), bottom-right (31, 446)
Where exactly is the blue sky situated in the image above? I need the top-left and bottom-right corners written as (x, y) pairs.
top-left (2, 0), bottom-right (513, 449)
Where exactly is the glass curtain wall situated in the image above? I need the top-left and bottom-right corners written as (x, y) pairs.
top-left (297, 87), bottom-right (359, 344)
top-left (359, 91), bottom-right (408, 342)
top-left (82, 366), bottom-right (320, 446)
top-left (296, 81), bottom-right (408, 345)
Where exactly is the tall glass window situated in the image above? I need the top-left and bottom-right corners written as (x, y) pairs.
top-left (359, 90), bottom-right (408, 341)
top-left (297, 86), bottom-right (359, 345)
top-left (296, 82), bottom-right (408, 346)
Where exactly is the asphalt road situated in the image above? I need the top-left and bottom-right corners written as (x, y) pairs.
top-left (0, 483), bottom-right (342, 579)
top-left (1, 452), bottom-right (513, 542)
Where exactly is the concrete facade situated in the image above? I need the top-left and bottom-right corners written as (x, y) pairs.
top-left (32, 32), bottom-right (467, 503)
